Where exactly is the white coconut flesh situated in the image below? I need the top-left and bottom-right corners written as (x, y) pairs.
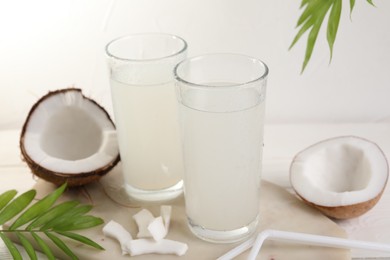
top-left (22, 89), bottom-right (119, 174)
top-left (290, 136), bottom-right (388, 208)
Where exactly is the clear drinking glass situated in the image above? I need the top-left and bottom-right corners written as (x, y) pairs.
top-left (105, 33), bottom-right (187, 202)
top-left (175, 53), bottom-right (268, 243)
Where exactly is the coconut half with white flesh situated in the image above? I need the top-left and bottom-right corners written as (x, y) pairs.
top-left (290, 136), bottom-right (388, 219)
top-left (20, 88), bottom-right (120, 187)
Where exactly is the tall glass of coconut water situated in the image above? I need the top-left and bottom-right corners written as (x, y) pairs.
top-left (175, 54), bottom-right (268, 243)
top-left (105, 34), bottom-right (187, 201)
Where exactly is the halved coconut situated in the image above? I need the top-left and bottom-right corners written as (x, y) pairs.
top-left (290, 136), bottom-right (388, 219)
top-left (20, 88), bottom-right (120, 187)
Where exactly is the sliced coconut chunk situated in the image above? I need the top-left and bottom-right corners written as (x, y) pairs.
top-left (290, 136), bottom-right (389, 219)
top-left (160, 205), bottom-right (172, 232)
top-left (147, 216), bottom-right (166, 241)
top-left (20, 88), bottom-right (120, 186)
top-left (102, 220), bottom-right (133, 255)
top-left (126, 239), bottom-right (188, 256)
top-left (133, 209), bottom-right (155, 238)
top-left (103, 206), bottom-right (187, 257)
top-left (147, 206), bottom-right (173, 241)
top-left (134, 206), bottom-right (172, 240)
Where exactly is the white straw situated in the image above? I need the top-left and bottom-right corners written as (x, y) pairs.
top-left (217, 229), bottom-right (390, 260)
top-left (216, 237), bottom-right (256, 260)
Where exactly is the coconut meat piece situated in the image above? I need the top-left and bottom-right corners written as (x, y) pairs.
top-left (23, 90), bottom-right (118, 174)
top-left (290, 136), bottom-right (388, 207)
top-left (103, 220), bottom-right (133, 255)
top-left (103, 205), bottom-right (188, 256)
top-left (126, 239), bottom-right (188, 257)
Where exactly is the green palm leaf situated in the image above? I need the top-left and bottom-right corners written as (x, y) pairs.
top-left (56, 231), bottom-right (104, 250)
top-left (0, 190), bottom-right (17, 211)
top-left (40, 204), bottom-right (93, 230)
top-left (327, 0), bottom-right (342, 60)
top-left (0, 184), bottom-right (104, 259)
top-left (0, 232), bottom-right (22, 260)
top-left (27, 200), bottom-right (79, 230)
top-left (32, 232), bottom-right (55, 260)
top-left (0, 190), bottom-right (36, 225)
top-left (10, 183), bottom-right (67, 230)
top-left (16, 232), bottom-right (37, 260)
top-left (299, 0), bottom-right (333, 73)
top-left (54, 215), bottom-right (104, 231)
top-left (350, 0), bottom-right (356, 14)
top-left (291, 0), bottom-right (375, 73)
top-left (45, 232), bottom-right (78, 260)
top-left (296, 0), bottom-right (325, 27)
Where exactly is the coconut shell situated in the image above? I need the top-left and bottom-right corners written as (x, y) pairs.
top-left (295, 189), bottom-right (385, 220)
top-left (20, 88), bottom-right (120, 187)
top-left (290, 136), bottom-right (389, 220)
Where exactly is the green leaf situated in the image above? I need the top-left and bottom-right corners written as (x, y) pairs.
top-left (57, 231), bottom-right (105, 250)
top-left (290, 0), bottom-right (334, 72)
top-left (31, 232), bottom-right (55, 260)
top-left (0, 186), bottom-right (104, 260)
top-left (10, 183), bottom-right (67, 230)
top-left (41, 204), bottom-right (93, 230)
top-left (54, 215), bottom-right (104, 231)
top-left (0, 190), bottom-right (36, 225)
top-left (0, 190), bottom-right (17, 212)
top-left (350, 0), bottom-right (356, 14)
top-left (296, 0), bottom-right (325, 27)
top-left (16, 232), bottom-right (37, 260)
top-left (301, 0), bottom-right (333, 73)
top-left (327, 0), bottom-right (342, 60)
top-left (45, 232), bottom-right (78, 260)
top-left (27, 200), bottom-right (79, 230)
top-left (0, 232), bottom-right (22, 260)
top-left (291, 0), bottom-right (377, 73)
top-left (289, 16), bottom-right (315, 50)
top-left (300, 0), bottom-right (310, 8)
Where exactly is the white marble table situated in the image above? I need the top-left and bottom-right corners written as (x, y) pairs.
top-left (1, 124), bottom-right (390, 259)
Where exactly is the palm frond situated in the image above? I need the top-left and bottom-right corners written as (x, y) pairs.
top-left (0, 232), bottom-right (22, 260)
top-left (0, 190), bottom-right (36, 225)
top-left (291, 0), bottom-right (375, 73)
top-left (350, 0), bottom-right (356, 14)
top-left (327, 0), bottom-right (342, 61)
top-left (9, 184), bottom-right (66, 230)
top-left (16, 232), bottom-right (37, 260)
top-left (0, 184), bottom-right (104, 259)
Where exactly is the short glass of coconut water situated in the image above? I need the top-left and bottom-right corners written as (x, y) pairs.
top-left (105, 33), bottom-right (187, 202)
top-left (175, 54), bottom-right (268, 243)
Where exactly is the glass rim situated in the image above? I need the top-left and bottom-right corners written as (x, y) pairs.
top-left (174, 53), bottom-right (269, 88)
top-left (105, 33), bottom-right (188, 62)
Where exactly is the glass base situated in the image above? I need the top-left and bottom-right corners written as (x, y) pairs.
top-left (187, 215), bottom-right (259, 243)
top-left (100, 165), bottom-right (183, 206)
top-left (124, 180), bottom-right (183, 202)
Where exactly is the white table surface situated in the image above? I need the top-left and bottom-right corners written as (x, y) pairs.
top-left (1, 123), bottom-right (390, 259)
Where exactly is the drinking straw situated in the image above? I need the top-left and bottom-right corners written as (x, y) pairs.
top-left (217, 229), bottom-right (390, 260)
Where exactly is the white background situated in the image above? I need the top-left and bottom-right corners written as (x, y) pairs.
top-left (0, 0), bottom-right (389, 129)
top-left (1, 2), bottom-right (390, 257)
